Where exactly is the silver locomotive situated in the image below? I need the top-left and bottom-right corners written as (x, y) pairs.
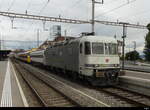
top-left (43, 35), bottom-right (120, 86)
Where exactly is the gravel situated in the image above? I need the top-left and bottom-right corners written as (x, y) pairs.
top-left (12, 62), bottom-right (42, 107)
top-left (20, 62), bottom-right (134, 107)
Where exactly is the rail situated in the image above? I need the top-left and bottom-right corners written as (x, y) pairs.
top-left (13, 60), bottom-right (79, 107)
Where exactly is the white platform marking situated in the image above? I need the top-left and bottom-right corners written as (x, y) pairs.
top-left (0, 60), bottom-right (12, 107)
top-left (10, 61), bottom-right (29, 107)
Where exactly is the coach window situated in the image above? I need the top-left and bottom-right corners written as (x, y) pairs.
top-left (80, 43), bottom-right (82, 54)
top-left (85, 42), bottom-right (91, 55)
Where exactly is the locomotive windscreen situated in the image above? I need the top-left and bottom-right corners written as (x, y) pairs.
top-left (92, 43), bottom-right (104, 54)
top-left (84, 42), bottom-right (118, 55)
top-left (105, 43), bottom-right (118, 55)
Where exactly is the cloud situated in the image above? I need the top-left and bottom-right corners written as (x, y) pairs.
top-left (0, 0), bottom-right (149, 52)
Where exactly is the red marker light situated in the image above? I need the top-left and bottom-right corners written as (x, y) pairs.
top-left (106, 59), bottom-right (109, 63)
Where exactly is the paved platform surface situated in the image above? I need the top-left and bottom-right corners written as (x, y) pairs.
top-left (0, 59), bottom-right (28, 107)
top-left (120, 70), bottom-right (150, 86)
top-left (124, 64), bottom-right (150, 72)
top-left (119, 70), bottom-right (150, 96)
top-left (124, 70), bottom-right (150, 80)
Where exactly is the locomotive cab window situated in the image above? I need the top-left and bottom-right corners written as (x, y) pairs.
top-left (105, 43), bottom-right (109, 55)
top-left (92, 42), bottom-right (104, 54)
top-left (109, 43), bottom-right (118, 55)
top-left (84, 42), bottom-right (91, 55)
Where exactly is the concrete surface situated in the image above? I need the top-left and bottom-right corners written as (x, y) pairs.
top-left (119, 70), bottom-right (150, 96)
top-left (124, 70), bottom-right (150, 79)
top-left (0, 60), bottom-right (27, 107)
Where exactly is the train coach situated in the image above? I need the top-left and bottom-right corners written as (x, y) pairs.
top-left (30, 50), bottom-right (45, 65)
top-left (16, 51), bottom-right (31, 63)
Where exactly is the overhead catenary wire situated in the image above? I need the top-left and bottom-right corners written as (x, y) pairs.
top-left (7, 0), bottom-right (16, 12)
top-left (117, 9), bottom-right (150, 22)
top-left (0, 0), bottom-right (3, 10)
top-left (95, 0), bottom-right (138, 18)
top-left (104, 0), bottom-right (121, 5)
top-left (63, 0), bottom-right (89, 35)
top-left (62, 0), bottom-right (83, 16)
top-left (26, 0), bottom-right (32, 13)
top-left (25, 0), bottom-right (51, 34)
top-left (38, 0), bottom-right (50, 14)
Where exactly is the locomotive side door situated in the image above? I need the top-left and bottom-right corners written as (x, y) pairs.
top-left (79, 42), bottom-right (84, 75)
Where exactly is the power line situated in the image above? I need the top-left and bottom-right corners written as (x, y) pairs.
top-left (26, 0), bottom-right (32, 12)
top-left (25, 0), bottom-right (51, 35)
top-left (95, 0), bottom-right (137, 18)
top-left (63, 0), bottom-right (83, 15)
top-left (117, 9), bottom-right (150, 21)
top-left (94, 20), bottom-right (146, 29)
top-left (0, 11), bottom-right (90, 24)
top-left (104, 0), bottom-right (120, 5)
top-left (38, 0), bottom-right (50, 14)
top-left (0, 0), bottom-right (3, 10)
top-left (7, 0), bottom-right (16, 11)
top-left (0, 11), bottom-right (147, 29)
top-left (64, 0), bottom-right (89, 32)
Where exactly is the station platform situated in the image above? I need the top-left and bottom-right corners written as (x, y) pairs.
top-left (0, 59), bottom-right (28, 107)
top-left (119, 71), bottom-right (150, 96)
top-left (123, 70), bottom-right (150, 80)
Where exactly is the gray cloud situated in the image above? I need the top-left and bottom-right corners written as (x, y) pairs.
top-left (0, 0), bottom-right (149, 53)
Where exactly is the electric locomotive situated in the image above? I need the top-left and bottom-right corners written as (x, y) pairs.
top-left (44, 35), bottom-right (120, 86)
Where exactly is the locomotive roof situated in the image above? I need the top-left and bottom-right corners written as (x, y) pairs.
top-left (80, 36), bottom-right (117, 43)
top-left (69, 36), bottom-right (117, 43)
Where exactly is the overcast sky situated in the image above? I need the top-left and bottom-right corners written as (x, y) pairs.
top-left (0, 0), bottom-right (149, 53)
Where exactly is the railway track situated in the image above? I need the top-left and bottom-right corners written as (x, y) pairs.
top-left (13, 61), bottom-right (79, 107)
top-left (98, 86), bottom-right (150, 107)
top-left (12, 60), bottom-right (150, 107)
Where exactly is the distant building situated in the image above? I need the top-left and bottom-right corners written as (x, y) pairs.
top-left (38, 36), bottom-right (76, 50)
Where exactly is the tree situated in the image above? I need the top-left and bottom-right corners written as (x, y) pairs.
top-left (144, 23), bottom-right (150, 61)
top-left (125, 51), bottom-right (140, 61)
